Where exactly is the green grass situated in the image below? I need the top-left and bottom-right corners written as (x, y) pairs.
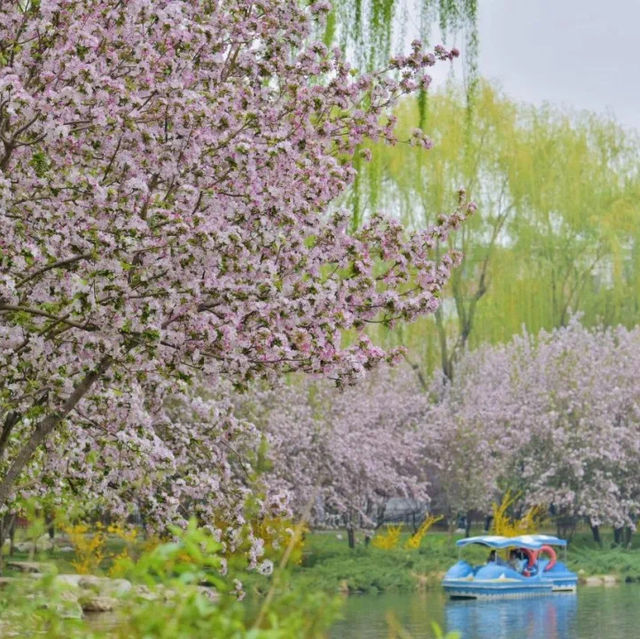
top-left (561, 529), bottom-right (640, 581)
top-left (243, 526), bottom-right (640, 595)
top-left (568, 547), bottom-right (640, 582)
top-left (243, 530), bottom-right (475, 596)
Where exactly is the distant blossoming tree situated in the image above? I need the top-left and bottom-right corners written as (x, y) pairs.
top-left (0, 0), bottom-right (469, 528)
top-left (500, 322), bottom-right (640, 538)
top-left (422, 320), bottom-right (640, 539)
top-left (423, 347), bottom-right (513, 532)
top-left (240, 365), bottom-right (430, 534)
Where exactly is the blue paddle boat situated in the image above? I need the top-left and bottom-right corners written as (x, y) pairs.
top-left (442, 534), bottom-right (577, 599)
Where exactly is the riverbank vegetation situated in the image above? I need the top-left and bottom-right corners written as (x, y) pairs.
top-left (263, 529), bottom-right (640, 595)
top-left (6, 525), bottom-right (640, 600)
top-left (0, 522), bottom-right (342, 639)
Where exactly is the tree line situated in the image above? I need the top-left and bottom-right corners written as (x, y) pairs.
top-left (244, 320), bottom-right (640, 545)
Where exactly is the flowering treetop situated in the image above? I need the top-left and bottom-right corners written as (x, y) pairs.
top-left (502, 321), bottom-right (640, 529)
top-left (247, 365), bottom-right (430, 527)
top-left (0, 0), bottom-right (469, 509)
top-left (423, 320), bottom-right (640, 531)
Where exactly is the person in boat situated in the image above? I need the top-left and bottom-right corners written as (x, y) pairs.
top-left (508, 549), bottom-right (523, 572)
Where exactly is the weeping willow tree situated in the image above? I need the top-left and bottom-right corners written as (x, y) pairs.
top-left (324, 0), bottom-right (478, 73)
top-left (359, 83), bottom-right (640, 378)
top-left (324, 1), bottom-right (479, 235)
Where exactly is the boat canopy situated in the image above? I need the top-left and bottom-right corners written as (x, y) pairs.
top-left (455, 534), bottom-right (568, 549)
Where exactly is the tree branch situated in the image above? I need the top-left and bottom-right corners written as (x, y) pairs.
top-left (0, 412), bottom-right (20, 460)
top-left (0, 305), bottom-right (95, 331)
top-left (0, 356), bottom-right (113, 508)
top-left (16, 253), bottom-right (92, 288)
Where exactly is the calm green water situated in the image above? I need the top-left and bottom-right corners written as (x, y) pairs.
top-left (330, 586), bottom-right (640, 639)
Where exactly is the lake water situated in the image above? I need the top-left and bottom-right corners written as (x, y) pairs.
top-left (330, 586), bottom-right (640, 639)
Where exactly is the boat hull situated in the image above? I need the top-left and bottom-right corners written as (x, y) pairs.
top-left (442, 559), bottom-right (578, 599)
top-left (443, 578), bottom-right (553, 599)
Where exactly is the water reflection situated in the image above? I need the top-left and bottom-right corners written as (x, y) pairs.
top-left (445, 594), bottom-right (577, 639)
top-left (331, 587), bottom-right (640, 639)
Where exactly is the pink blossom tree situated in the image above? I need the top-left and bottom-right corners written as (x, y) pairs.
top-left (423, 347), bottom-right (514, 533)
top-left (0, 0), bottom-right (469, 522)
top-left (244, 364), bottom-right (430, 541)
top-left (500, 322), bottom-right (640, 540)
top-left (36, 378), bottom-right (294, 566)
top-left (422, 320), bottom-right (640, 541)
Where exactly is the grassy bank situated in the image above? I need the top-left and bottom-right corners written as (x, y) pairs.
top-left (244, 527), bottom-right (640, 596)
top-left (243, 530), bottom-right (471, 595)
top-left (6, 526), bottom-right (640, 596)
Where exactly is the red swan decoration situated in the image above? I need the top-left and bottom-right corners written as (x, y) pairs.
top-left (521, 545), bottom-right (557, 575)
top-left (538, 544), bottom-right (557, 571)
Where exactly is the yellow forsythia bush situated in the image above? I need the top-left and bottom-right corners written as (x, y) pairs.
top-left (61, 521), bottom-right (142, 575)
top-left (404, 514), bottom-right (443, 550)
top-left (491, 489), bottom-right (544, 537)
top-left (372, 524), bottom-right (403, 550)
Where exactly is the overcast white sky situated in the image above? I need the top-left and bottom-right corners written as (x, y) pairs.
top-left (472, 0), bottom-right (640, 132)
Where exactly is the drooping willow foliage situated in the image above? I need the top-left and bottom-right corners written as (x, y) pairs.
top-left (325, 4), bottom-right (640, 380)
top-left (360, 83), bottom-right (640, 378)
top-left (325, 0), bottom-right (478, 75)
top-left (325, 1), bottom-right (479, 231)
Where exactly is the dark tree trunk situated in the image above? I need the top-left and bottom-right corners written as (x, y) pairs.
top-left (8, 515), bottom-right (16, 556)
top-left (0, 515), bottom-right (6, 573)
top-left (465, 511), bottom-right (472, 538)
top-left (555, 516), bottom-right (577, 542)
top-left (0, 357), bottom-right (112, 510)
top-left (0, 514), bottom-right (14, 573)
top-left (347, 527), bottom-right (355, 549)
top-left (590, 523), bottom-right (602, 547)
top-left (45, 508), bottom-right (55, 540)
top-left (614, 527), bottom-right (623, 545)
top-left (484, 515), bottom-right (493, 532)
top-left (624, 527), bottom-right (633, 548)
top-left (446, 511), bottom-right (457, 537)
